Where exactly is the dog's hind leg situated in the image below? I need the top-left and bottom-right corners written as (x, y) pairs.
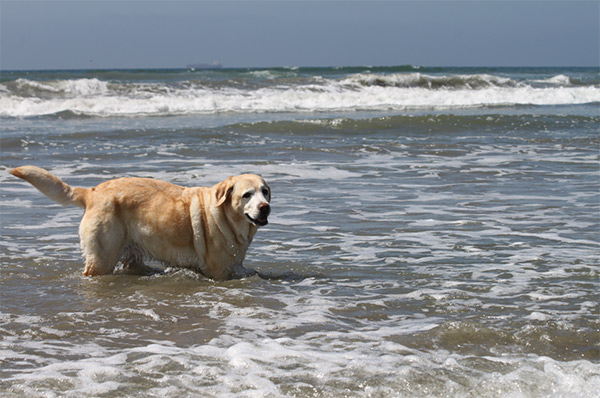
top-left (79, 210), bottom-right (125, 276)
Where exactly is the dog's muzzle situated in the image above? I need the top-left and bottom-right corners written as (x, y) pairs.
top-left (246, 203), bottom-right (270, 227)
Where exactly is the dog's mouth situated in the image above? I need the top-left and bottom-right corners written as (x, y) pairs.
top-left (246, 214), bottom-right (268, 227)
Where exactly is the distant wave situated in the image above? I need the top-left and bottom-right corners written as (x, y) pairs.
top-left (341, 73), bottom-right (523, 89)
top-left (10, 77), bottom-right (110, 97)
top-left (1, 70), bottom-right (598, 118)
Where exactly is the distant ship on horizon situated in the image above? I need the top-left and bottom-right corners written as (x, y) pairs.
top-left (187, 61), bottom-right (223, 70)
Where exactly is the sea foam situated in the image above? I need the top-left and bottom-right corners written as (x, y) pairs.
top-left (1, 72), bottom-right (598, 117)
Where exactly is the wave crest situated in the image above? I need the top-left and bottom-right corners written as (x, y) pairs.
top-left (1, 70), bottom-right (599, 118)
top-left (342, 73), bottom-right (522, 89)
top-left (12, 78), bottom-right (110, 97)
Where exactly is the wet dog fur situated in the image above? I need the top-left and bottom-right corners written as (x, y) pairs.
top-left (10, 166), bottom-right (271, 280)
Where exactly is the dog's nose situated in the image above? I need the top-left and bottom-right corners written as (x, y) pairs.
top-left (259, 202), bottom-right (270, 214)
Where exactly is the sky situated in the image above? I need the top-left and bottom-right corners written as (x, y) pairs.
top-left (1, 0), bottom-right (599, 70)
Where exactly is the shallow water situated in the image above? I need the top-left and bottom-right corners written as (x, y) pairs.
top-left (1, 67), bottom-right (599, 397)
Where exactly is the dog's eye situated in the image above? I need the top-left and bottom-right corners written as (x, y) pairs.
top-left (262, 189), bottom-right (269, 197)
top-left (243, 192), bottom-right (252, 199)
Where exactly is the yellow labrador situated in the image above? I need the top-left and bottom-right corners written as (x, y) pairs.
top-left (10, 166), bottom-right (271, 280)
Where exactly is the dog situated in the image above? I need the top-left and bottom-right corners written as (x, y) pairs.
top-left (9, 166), bottom-right (271, 280)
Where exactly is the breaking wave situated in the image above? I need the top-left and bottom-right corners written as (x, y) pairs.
top-left (1, 68), bottom-right (598, 118)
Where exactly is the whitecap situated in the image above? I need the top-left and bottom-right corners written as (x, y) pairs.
top-left (2, 77), bottom-right (599, 117)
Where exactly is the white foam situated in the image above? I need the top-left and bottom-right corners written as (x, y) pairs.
top-left (527, 311), bottom-right (551, 321)
top-left (0, 198), bottom-right (33, 208)
top-left (15, 77), bottom-right (110, 96)
top-left (125, 308), bottom-right (162, 321)
top-left (2, 76), bottom-right (598, 117)
top-left (341, 72), bottom-right (519, 89)
top-left (532, 74), bottom-right (572, 85)
top-left (4, 334), bottom-right (598, 398)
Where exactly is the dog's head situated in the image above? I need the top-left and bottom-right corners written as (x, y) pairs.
top-left (215, 174), bottom-right (271, 227)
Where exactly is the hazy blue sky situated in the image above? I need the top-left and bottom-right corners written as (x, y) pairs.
top-left (1, 0), bottom-right (598, 70)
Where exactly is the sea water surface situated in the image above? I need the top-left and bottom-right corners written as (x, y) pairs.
top-left (1, 66), bottom-right (599, 397)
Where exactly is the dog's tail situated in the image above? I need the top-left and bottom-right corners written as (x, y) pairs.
top-left (10, 166), bottom-right (88, 208)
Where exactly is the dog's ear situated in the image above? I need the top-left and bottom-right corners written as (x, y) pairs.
top-left (215, 176), bottom-right (235, 207)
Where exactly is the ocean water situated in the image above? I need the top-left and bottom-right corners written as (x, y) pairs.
top-left (1, 66), bottom-right (599, 397)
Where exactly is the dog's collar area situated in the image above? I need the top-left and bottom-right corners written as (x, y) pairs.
top-left (246, 214), bottom-right (268, 226)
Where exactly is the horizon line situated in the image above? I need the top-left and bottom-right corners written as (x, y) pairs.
top-left (2, 64), bottom-right (599, 73)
